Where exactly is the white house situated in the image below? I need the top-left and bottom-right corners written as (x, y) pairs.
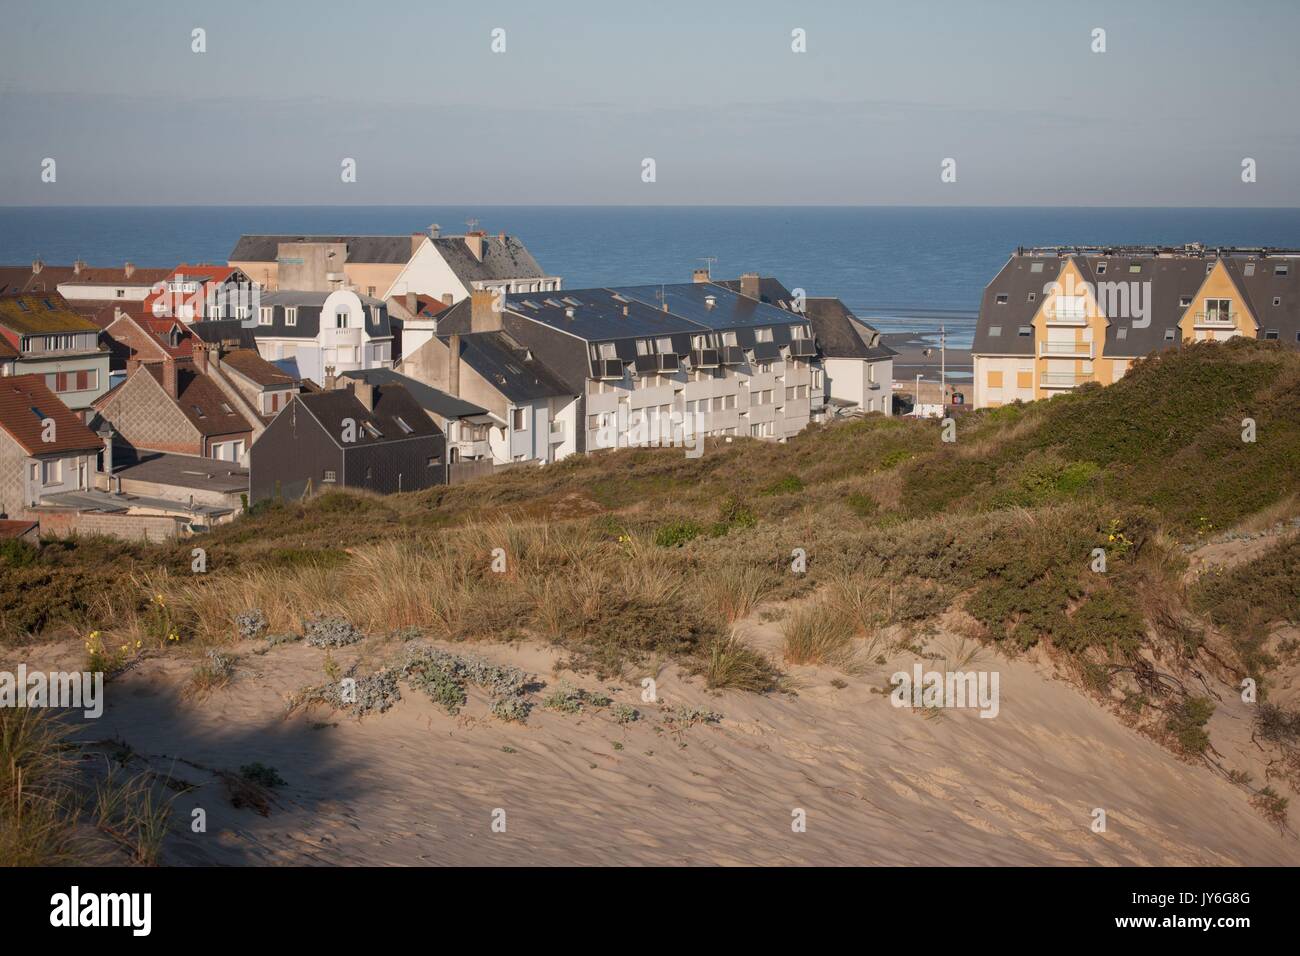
top-left (246, 290), bottom-right (394, 385)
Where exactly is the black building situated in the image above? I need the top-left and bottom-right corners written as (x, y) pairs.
top-left (248, 379), bottom-right (443, 503)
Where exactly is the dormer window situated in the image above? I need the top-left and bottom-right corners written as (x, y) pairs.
top-left (1096, 262), bottom-right (1107, 275)
top-left (754, 328), bottom-right (774, 343)
top-left (1179, 296), bottom-right (1192, 308)
top-left (1273, 297), bottom-right (1282, 307)
top-left (1276, 265), bottom-right (1289, 276)
top-left (1129, 264), bottom-right (1142, 274)
top-left (1027, 292), bottom-right (1036, 303)
top-left (259, 307), bottom-right (273, 326)
top-left (1245, 262), bottom-right (1256, 276)
top-left (1030, 262), bottom-right (1044, 273)
top-left (285, 307), bottom-right (297, 327)
top-left (995, 294), bottom-right (1008, 305)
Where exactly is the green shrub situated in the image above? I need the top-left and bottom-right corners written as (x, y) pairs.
top-left (1166, 696), bottom-right (1215, 755)
top-left (655, 519), bottom-right (703, 548)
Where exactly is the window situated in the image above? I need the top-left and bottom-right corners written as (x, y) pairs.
top-left (335, 310), bottom-right (349, 329)
top-left (259, 307), bottom-right (273, 326)
top-left (285, 307), bottom-right (298, 327)
top-left (41, 459), bottom-right (63, 485)
top-left (1017, 326), bottom-right (1031, 336)
top-left (986, 371), bottom-right (1003, 388)
top-left (220, 402), bottom-right (234, 415)
top-left (1179, 296), bottom-right (1192, 308)
top-left (323, 470), bottom-right (337, 483)
top-left (1096, 262), bottom-right (1107, 275)
top-left (636, 339), bottom-right (652, 356)
top-left (1273, 297), bottom-right (1282, 307)
top-left (1027, 292), bottom-right (1036, 302)
top-left (655, 336), bottom-right (674, 352)
top-left (1276, 264), bottom-right (1289, 276)
top-left (1016, 371), bottom-right (1033, 390)
top-left (995, 294), bottom-right (1008, 305)
top-left (116, 289), bottom-right (125, 298)
top-left (790, 325), bottom-right (809, 340)
top-left (427, 457), bottom-right (439, 468)
top-left (1265, 329), bottom-right (1279, 340)
top-left (1129, 264), bottom-right (1142, 274)
top-left (192, 404), bottom-right (206, 419)
top-left (512, 407), bottom-right (526, 431)
top-left (1117, 327), bottom-right (1128, 340)
top-left (1205, 298), bottom-right (1232, 323)
top-left (755, 328), bottom-right (774, 343)
top-left (1245, 262), bottom-right (1256, 276)
top-left (395, 416), bottom-right (414, 434)
top-left (1163, 328), bottom-right (1176, 341)
top-left (988, 326), bottom-right (1001, 337)
top-left (1030, 262), bottom-right (1044, 273)
top-left (597, 342), bottom-right (618, 360)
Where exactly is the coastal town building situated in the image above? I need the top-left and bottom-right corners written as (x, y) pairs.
top-left (971, 245), bottom-right (1300, 408)
top-left (337, 368), bottom-right (497, 481)
top-left (0, 374), bottom-right (103, 515)
top-left (248, 376), bottom-right (443, 502)
top-left (144, 264), bottom-right (258, 323)
top-left (55, 262), bottom-right (172, 309)
top-left (0, 292), bottom-right (111, 414)
top-left (245, 289), bottom-right (394, 384)
top-left (404, 280), bottom-right (822, 460)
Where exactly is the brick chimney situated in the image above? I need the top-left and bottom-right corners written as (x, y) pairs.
top-left (440, 293), bottom-right (453, 307)
top-left (448, 333), bottom-right (461, 396)
top-left (464, 233), bottom-right (485, 262)
top-left (324, 365), bottom-right (337, 391)
top-left (692, 267), bottom-right (711, 283)
top-left (740, 272), bottom-right (760, 299)
top-left (469, 289), bottom-right (503, 333)
top-left (405, 291), bottom-right (418, 315)
top-left (162, 357), bottom-right (179, 399)
top-left (411, 232), bottom-right (425, 256)
top-left (124, 261), bottom-right (135, 279)
top-left (353, 379), bottom-right (375, 411)
top-left (193, 340), bottom-right (210, 374)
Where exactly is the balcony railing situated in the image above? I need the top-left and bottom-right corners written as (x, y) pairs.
top-left (1039, 373), bottom-right (1085, 389)
top-left (549, 422), bottom-right (565, 442)
top-left (1039, 340), bottom-right (1093, 358)
top-left (1193, 311), bottom-right (1238, 328)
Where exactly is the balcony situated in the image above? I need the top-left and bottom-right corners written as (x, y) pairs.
top-left (719, 346), bottom-right (745, 365)
top-left (1192, 311), bottom-right (1238, 329)
top-left (549, 421), bottom-right (565, 443)
top-left (656, 352), bottom-right (680, 372)
top-left (790, 338), bottom-right (817, 358)
top-left (1039, 372), bottom-right (1086, 389)
top-left (690, 348), bottom-right (720, 368)
top-left (594, 359), bottom-right (624, 380)
top-left (1038, 340), bottom-right (1094, 359)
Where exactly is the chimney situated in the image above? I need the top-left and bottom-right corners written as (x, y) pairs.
top-left (429, 223), bottom-right (441, 238)
top-left (31, 259), bottom-right (43, 275)
top-left (324, 365), bottom-right (337, 391)
top-left (411, 232), bottom-right (424, 256)
top-left (162, 357), bottom-right (179, 399)
top-left (193, 341), bottom-right (208, 374)
top-left (469, 289), bottom-right (503, 333)
top-left (448, 333), bottom-right (461, 396)
top-left (124, 261), bottom-right (135, 279)
top-left (73, 259), bottom-right (86, 276)
top-left (692, 267), bottom-right (711, 283)
top-left (464, 233), bottom-right (485, 262)
top-left (704, 294), bottom-right (716, 309)
top-left (98, 426), bottom-right (114, 481)
top-left (740, 272), bottom-right (760, 300)
top-left (354, 379), bottom-right (375, 412)
top-left (440, 293), bottom-right (453, 307)
top-left (406, 291), bottom-right (418, 315)
top-left (126, 358), bottom-right (141, 376)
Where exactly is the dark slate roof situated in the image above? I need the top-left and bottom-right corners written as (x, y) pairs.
top-left (220, 348), bottom-right (297, 388)
top-left (0, 265), bottom-right (80, 295)
top-left (610, 283), bottom-right (808, 332)
top-left (501, 289), bottom-right (703, 341)
top-left (295, 383), bottom-right (441, 448)
top-left (229, 235), bottom-right (416, 264)
top-left (804, 298), bottom-right (897, 360)
top-left (431, 235), bottom-right (546, 283)
top-left (712, 276), bottom-right (799, 309)
top-left (451, 331), bottom-right (575, 402)
top-left (252, 291), bottom-right (392, 339)
top-left (972, 255), bottom-right (1064, 356)
top-left (974, 247), bottom-right (1300, 358)
top-left (188, 319), bottom-right (258, 349)
top-left (338, 368), bottom-right (486, 420)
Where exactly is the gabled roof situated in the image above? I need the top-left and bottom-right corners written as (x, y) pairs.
top-left (144, 264), bottom-right (250, 317)
top-left (0, 338), bottom-right (17, 360)
top-left (804, 298), bottom-right (897, 360)
top-left (0, 265), bottom-right (79, 295)
top-left (294, 383), bottom-right (441, 448)
top-left (452, 331), bottom-right (575, 402)
top-left (104, 311), bottom-right (192, 361)
top-left (0, 292), bottom-right (102, 336)
top-left (339, 368), bottom-right (486, 420)
top-left (430, 235), bottom-right (546, 283)
top-left (219, 348), bottom-right (297, 388)
top-left (229, 235), bottom-right (417, 265)
top-left (712, 276), bottom-right (800, 310)
top-left (187, 319), bottom-right (258, 349)
top-left (0, 374), bottom-right (102, 455)
top-left (141, 362), bottom-right (255, 437)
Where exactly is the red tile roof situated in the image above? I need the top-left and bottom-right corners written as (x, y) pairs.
top-left (0, 374), bottom-right (102, 455)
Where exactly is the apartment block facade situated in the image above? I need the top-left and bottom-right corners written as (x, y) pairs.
top-left (972, 245), bottom-right (1300, 408)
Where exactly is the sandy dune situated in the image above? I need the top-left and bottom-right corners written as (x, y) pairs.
top-left (17, 620), bottom-right (1293, 867)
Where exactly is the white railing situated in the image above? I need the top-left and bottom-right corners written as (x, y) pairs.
top-left (1193, 311), bottom-right (1237, 327)
top-left (1039, 373), bottom-right (1083, 388)
top-left (1039, 341), bottom-right (1093, 358)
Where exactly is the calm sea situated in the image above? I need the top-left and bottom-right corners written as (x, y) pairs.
top-left (3, 206), bottom-right (1298, 348)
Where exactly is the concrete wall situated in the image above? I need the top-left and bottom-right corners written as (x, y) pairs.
top-left (38, 510), bottom-right (185, 542)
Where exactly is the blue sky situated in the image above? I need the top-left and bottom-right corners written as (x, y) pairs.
top-left (1, 0), bottom-right (1297, 205)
